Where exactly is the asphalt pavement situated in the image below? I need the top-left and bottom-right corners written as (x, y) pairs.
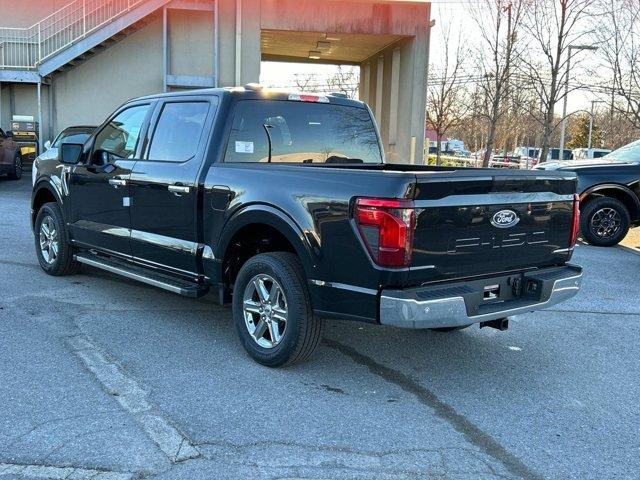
top-left (0, 175), bottom-right (638, 480)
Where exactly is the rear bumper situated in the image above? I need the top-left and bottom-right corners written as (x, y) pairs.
top-left (380, 264), bottom-right (582, 329)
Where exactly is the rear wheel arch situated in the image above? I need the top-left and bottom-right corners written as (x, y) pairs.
top-left (580, 184), bottom-right (640, 221)
top-left (216, 205), bottom-right (318, 289)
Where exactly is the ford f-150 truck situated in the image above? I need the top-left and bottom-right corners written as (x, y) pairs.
top-left (31, 86), bottom-right (583, 367)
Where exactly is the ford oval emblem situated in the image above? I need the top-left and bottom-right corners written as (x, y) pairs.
top-left (491, 209), bottom-right (519, 228)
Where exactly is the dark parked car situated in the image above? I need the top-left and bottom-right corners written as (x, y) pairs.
top-left (0, 128), bottom-right (22, 180)
top-left (31, 86), bottom-right (583, 366)
top-left (535, 139), bottom-right (640, 246)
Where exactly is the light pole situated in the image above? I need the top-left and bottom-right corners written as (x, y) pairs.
top-left (559, 44), bottom-right (598, 160)
top-left (588, 100), bottom-right (604, 149)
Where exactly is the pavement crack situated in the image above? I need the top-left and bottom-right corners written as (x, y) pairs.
top-left (4, 412), bottom-right (113, 451)
top-left (66, 333), bottom-right (201, 464)
top-left (324, 338), bottom-right (543, 480)
top-left (0, 259), bottom-right (39, 269)
top-left (0, 462), bottom-right (133, 480)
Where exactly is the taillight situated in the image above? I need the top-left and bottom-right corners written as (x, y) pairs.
top-left (354, 198), bottom-right (416, 267)
top-left (569, 194), bottom-right (580, 248)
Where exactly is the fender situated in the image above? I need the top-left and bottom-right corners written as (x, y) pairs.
top-left (31, 178), bottom-right (66, 230)
top-left (213, 204), bottom-right (319, 279)
top-left (580, 183), bottom-right (640, 220)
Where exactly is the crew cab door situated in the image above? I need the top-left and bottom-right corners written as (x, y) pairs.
top-left (128, 96), bottom-right (217, 276)
top-left (67, 102), bottom-right (153, 257)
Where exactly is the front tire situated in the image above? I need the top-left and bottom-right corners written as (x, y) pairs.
top-left (580, 197), bottom-right (630, 247)
top-left (8, 154), bottom-right (22, 180)
top-left (34, 202), bottom-right (80, 276)
top-left (233, 252), bottom-right (323, 367)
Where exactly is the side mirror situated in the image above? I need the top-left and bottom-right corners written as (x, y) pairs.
top-left (44, 140), bottom-right (51, 151)
top-left (60, 143), bottom-right (84, 165)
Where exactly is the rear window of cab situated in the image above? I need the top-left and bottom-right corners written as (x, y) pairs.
top-left (224, 99), bottom-right (382, 164)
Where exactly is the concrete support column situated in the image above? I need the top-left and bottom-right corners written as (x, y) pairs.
top-left (162, 7), bottom-right (168, 92)
top-left (361, 63), bottom-right (371, 105)
top-left (389, 47), bottom-right (401, 146)
top-left (48, 83), bottom-right (55, 139)
top-left (235, 0), bottom-right (242, 85)
top-left (240, 0), bottom-right (260, 85)
top-left (375, 56), bottom-right (384, 122)
top-left (360, 33), bottom-right (428, 163)
top-left (37, 80), bottom-right (43, 154)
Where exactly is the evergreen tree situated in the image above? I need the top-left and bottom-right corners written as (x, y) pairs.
top-left (567, 113), bottom-right (602, 149)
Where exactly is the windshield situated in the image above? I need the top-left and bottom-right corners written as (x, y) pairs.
top-left (224, 100), bottom-right (383, 164)
top-left (52, 130), bottom-right (93, 148)
top-left (603, 139), bottom-right (640, 163)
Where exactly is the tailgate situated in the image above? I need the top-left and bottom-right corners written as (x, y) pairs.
top-left (408, 172), bottom-right (577, 285)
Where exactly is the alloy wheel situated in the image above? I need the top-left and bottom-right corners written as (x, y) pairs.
top-left (242, 274), bottom-right (288, 349)
top-left (590, 207), bottom-right (622, 238)
top-left (39, 216), bottom-right (59, 264)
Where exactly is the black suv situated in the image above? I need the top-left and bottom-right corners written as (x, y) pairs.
top-left (536, 139), bottom-right (640, 246)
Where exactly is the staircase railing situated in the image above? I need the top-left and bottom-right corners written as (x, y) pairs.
top-left (0, 0), bottom-right (145, 70)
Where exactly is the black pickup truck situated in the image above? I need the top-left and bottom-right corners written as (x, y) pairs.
top-left (31, 86), bottom-right (583, 366)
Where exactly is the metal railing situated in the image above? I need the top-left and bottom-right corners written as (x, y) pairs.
top-left (0, 0), bottom-right (144, 70)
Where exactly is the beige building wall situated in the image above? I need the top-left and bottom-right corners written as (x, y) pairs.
top-left (0, 0), bottom-right (430, 160)
top-left (52, 15), bottom-right (164, 132)
top-left (0, 0), bottom-right (68, 27)
top-left (168, 9), bottom-right (215, 77)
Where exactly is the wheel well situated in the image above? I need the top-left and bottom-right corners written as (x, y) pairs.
top-left (222, 223), bottom-right (297, 289)
top-left (582, 188), bottom-right (639, 221)
top-left (31, 187), bottom-right (57, 228)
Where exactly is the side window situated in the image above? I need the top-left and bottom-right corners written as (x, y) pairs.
top-left (93, 104), bottom-right (150, 159)
top-left (147, 101), bottom-right (210, 162)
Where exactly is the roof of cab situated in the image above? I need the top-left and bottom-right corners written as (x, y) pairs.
top-left (131, 85), bottom-right (366, 108)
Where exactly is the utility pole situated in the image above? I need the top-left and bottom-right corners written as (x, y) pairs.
top-left (588, 100), bottom-right (604, 149)
top-left (559, 45), bottom-right (598, 160)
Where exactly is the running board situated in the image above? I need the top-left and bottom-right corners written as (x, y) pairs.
top-left (74, 252), bottom-right (208, 298)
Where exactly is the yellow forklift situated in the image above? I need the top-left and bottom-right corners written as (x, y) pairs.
top-left (9, 117), bottom-right (39, 165)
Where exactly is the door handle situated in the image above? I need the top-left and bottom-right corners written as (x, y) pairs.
top-left (108, 178), bottom-right (127, 188)
top-left (168, 185), bottom-right (191, 195)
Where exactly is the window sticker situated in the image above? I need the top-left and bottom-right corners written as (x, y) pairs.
top-left (235, 141), bottom-right (254, 153)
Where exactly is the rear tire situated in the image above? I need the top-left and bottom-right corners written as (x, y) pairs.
top-left (233, 252), bottom-right (323, 367)
top-left (8, 154), bottom-right (22, 180)
top-left (580, 197), bottom-right (630, 247)
top-left (34, 202), bottom-right (80, 276)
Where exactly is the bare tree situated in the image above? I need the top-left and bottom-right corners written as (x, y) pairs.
top-left (294, 74), bottom-right (315, 92)
top-left (594, 0), bottom-right (640, 129)
top-left (426, 26), bottom-right (469, 165)
top-left (521, 0), bottom-right (594, 162)
top-left (326, 66), bottom-right (359, 99)
top-left (292, 67), bottom-right (359, 98)
top-left (471, 0), bottom-right (526, 167)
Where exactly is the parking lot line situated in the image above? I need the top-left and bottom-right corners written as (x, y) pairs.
top-left (67, 333), bottom-right (200, 463)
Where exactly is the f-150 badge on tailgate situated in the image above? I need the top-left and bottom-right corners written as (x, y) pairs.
top-left (491, 209), bottom-right (519, 228)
